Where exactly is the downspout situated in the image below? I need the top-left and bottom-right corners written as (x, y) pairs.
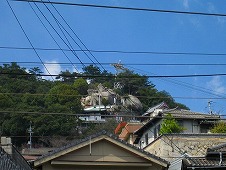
top-left (219, 152), bottom-right (222, 166)
top-left (89, 136), bottom-right (92, 156)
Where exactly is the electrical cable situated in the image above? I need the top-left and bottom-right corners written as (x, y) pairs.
top-left (28, 2), bottom-right (79, 72)
top-left (2, 60), bottom-right (226, 66)
top-left (2, 46), bottom-right (226, 57)
top-left (47, 0), bottom-right (106, 71)
top-left (128, 66), bottom-right (226, 101)
top-left (32, 1), bottom-right (86, 68)
top-left (2, 71), bottom-right (226, 78)
top-left (13, 0), bottom-right (226, 17)
top-left (5, 0), bottom-right (54, 80)
top-left (0, 110), bottom-right (222, 118)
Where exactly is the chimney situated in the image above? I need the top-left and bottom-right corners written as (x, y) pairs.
top-left (1, 137), bottom-right (12, 154)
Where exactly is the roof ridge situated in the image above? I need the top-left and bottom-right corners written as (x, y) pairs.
top-left (36, 130), bottom-right (169, 165)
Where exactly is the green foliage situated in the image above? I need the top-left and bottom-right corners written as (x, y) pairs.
top-left (73, 78), bottom-right (88, 95)
top-left (82, 65), bottom-right (114, 85)
top-left (45, 84), bottom-right (82, 113)
top-left (56, 70), bottom-right (78, 84)
top-left (0, 63), bottom-right (189, 147)
top-left (160, 114), bottom-right (184, 134)
top-left (210, 121), bottom-right (226, 133)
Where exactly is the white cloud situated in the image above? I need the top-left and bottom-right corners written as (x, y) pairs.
top-left (43, 60), bottom-right (62, 80)
top-left (183, 0), bottom-right (189, 9)
top-left (207, 3), bottom-right (225, 24)
top-left (72, 66), bottom-right (82, 74)
top-left (207, 76), bottom-right (225, 94)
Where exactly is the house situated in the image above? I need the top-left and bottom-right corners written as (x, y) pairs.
top-left (182, 142), bottom-right (226, 169)
top-left (142, 101), bottom-right (169, 118)
top-left (134, 107), bottom-right (221, 148)
top-left (34, 131), bottom-right (169, 170)
top-left (79, 105), bottom-right (110, 123)
top-left (0, 137), bottom-right (32, 170)
top-left (115, 122), bottom-right (143, 144)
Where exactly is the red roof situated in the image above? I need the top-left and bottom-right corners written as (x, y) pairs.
top-left (114, 122), bottom-right (127, 134)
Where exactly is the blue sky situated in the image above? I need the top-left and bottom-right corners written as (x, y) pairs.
top-left (1, 0), bottom-right (226, 113)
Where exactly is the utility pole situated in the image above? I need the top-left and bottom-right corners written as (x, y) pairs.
top-left (208, 100), bottom-right (213, 115)
top-left (28, 121), bottom-right (33, 149)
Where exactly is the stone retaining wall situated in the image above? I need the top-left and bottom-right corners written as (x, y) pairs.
top-left (145, 134), bottom-right (226, 162)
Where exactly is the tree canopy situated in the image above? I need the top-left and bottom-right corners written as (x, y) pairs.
top-left (160, 114), bottom-right (185, 134)
top-left (0, 63), bottom-right (188, 146)
top-left (210, 121), bottom-right (226, 133)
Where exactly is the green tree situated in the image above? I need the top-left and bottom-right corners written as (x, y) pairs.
top-left (210, 121), bottom-right (226, 133)
top-left (160, 114), bottom-right (184, 134)
top-left (56, 70), bottom-right (78, 84)
top-left (45, 84), bottom-right (81, 113)
top-left (73, 78), bottom-right (88, 95)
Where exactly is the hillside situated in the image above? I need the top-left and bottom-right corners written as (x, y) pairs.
top-left (0, 62), bottom-right (188, 146)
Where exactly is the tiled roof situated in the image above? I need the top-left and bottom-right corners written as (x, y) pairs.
top-left (0, 147), bottom-right (32, 170)
top-left (142, 101), bottom-right (169, 116)
top-left (119, 123), bottom-right (142, 140)
top-left (163, 109), bottom-right (221, 120)
top-left (114, 122), bottom-right (127, 134)
top-left (36, 130), bottom-right (169, 166)
top-left (208, 143), bottom-right (226, 152)
top-left (136, 109), bottom-right (220, 136)
top-left (183, 157), bottom-right (226, 168)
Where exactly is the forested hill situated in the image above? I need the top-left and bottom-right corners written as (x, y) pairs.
top-left (0, 63), bottom-right (188, 146)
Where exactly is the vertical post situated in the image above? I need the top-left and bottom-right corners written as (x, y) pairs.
top-left (89, 136), bottom-right (92, 155)
top-left (28, 121), bottom-right (33, 149)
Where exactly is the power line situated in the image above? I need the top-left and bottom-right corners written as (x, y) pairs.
top-left (1, 61), bottom-right (226, 66)
top-left (0, 110), bottom-right (222, 118)
top-left (13, 0), bottom-right (226, 17)
top-left (28, 2), bottom-right (79, 72)
top-left (40, 0), bottom-right (99, 68)
top-left (2, 46), bottom-right (226, 57)
top-left (2, 71), bottom-right (226, 78)
top-left (46, 0), bottom-right (106, 71)
top-left (0, 92), bottom-right (225, 100)
top-left (5, 0), bottom-right (54, 80)
top-left (31, 1), bottom-right (86, 68)
top-left (128, 65), bottom-right (226, 100)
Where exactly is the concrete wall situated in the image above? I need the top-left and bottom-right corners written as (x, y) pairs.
top-left (145, 134), bottom-right (226, 162)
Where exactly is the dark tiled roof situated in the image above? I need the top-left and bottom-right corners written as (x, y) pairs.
top-left (163, 109), bottom-right (221, 120)
top-left (143, 101), bottom-right (169, 116)
top-left (36, 130), bottom-right (169, 165)
top-left (136, 109), bottom-right (220, 136)
top-left (208, 143), bottom-right (226, 152)
top-left (0, 147), bottom-right (31, 170)
top-left (184, 157), bottom-right (226, 168)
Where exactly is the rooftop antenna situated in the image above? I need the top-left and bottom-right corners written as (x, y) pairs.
top-left (208, 100), bottom-right (213, 115)
top-left (111, 60), bottom-right (127, 89)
